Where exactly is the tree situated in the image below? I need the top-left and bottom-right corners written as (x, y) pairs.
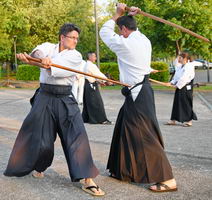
top-left (122, 0), bottom-right (211, 60)
top-left (0, 0), bottom-right (98, 63)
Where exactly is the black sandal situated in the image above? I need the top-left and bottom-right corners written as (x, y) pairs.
top-left (149, 183), bottom-right (178, 192)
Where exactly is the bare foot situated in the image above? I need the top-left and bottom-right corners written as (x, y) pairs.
top-left (32, 171), bottom-right (44, 178)
top-left (182, 121), bottom-right (192, 127)
top-left (82, 178), bottom-right (105, 196)
top-left (164, 120), bottom-right (176, 125)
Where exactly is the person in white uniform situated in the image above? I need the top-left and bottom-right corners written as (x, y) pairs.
top-left (72, 60), bottom-right (86, 105)
top-left (4, 23), bottom-right (105, 196)
top-left (100, 3), bottom-right (177, 192)
top-left (165, 51), bottom-right (197, 127)
top-left (82, 52), bottom-right (112, 124)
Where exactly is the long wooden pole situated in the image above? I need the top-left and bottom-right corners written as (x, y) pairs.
top-left (27, 57), bottom-right (130, 87)
top-left (149, 78), bottom-right (169, 87)
top-left (124, 6), bottom-right (210, 43)
top-left (27, 57), bottom-right (171, 87)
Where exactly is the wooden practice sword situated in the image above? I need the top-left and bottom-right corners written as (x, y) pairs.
top-left (124, 5), bottom-right (210, 43)
top-left (27, 56), bottom-right (130, 87)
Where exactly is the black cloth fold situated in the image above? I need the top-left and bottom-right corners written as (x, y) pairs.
top-left (107, 77), bottom-right (173, 183)
top-left (4, 83), bottom-right (99, 181)
top-left (171, 79), bottom-right (197, 122)
top-left (82, 79), bottom-right (108, 124)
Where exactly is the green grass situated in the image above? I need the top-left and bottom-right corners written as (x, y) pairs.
top-left (194, 85), bottom-right (212, 91)
top-left (101, 84), bottom-right (212, 91)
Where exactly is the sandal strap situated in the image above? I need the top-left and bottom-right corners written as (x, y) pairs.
top-left (86, 185), bottom-right (99, 191)
top-left (156, 183), bottom-right (170, 190)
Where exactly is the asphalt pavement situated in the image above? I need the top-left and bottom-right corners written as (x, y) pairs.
top-left (0, 88), bottom-right (212, 200)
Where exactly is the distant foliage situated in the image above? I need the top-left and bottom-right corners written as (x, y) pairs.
top-left (100, 62), bottom-right (119, 80)
top-left (0, 66), bottom-right (3, 78)
top-left (150, 61), bottom-right (169, 82)
top-left (100, 61), bottom-right (169, 82)
top-left (122, 0), bottom-right (211, 59)
top-left (16, 65), bottom-right (40, 80)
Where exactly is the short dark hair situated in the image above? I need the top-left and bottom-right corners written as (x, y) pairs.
top-left (179, 51), bottom-right (193, 61)
top-left (87, 52), bottom-right (96, 60)
top-left (59, 23), bottom-right (81, 39)
top-left (116, 16), bottom-right (137, 31)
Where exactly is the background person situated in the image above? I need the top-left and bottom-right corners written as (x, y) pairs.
top-left (165, 51), bottom-right (197, 127)
top-left (82, 52), bottom-right (112, 125)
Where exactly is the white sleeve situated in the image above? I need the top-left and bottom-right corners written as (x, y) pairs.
top-left (176, 63), bottom-right (195, 89)
top-left (90, 64), bottom-right (107, 79)
top-left (31, 42), bottom-right (55, 57)
top-left (99, 19), bottom-right (126, 55)
top-left (51, 51), bottom-right (83, 78)
top-left (170, 73), bottom-right (178, 85)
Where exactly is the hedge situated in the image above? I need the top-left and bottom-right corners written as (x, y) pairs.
top-left (100, 61), bottom-right (169, 82)
top-left (16, 65), bottom-right (40, 81)
top-left (100, 62), bottom-right (119, 80)
top-left (15, 61), bottom-right (169, 82)
top-left (150, 61), bottom-right (169, 82)
top-left (0, 66), bottom-right (2, 78)
top-left (0, 66), bottom-right (8, 78)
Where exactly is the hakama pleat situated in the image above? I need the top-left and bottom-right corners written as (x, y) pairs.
top-left (171, 80), bottom-right (197, 122)
top-left (107, 78), bottom-right (173, 183)
top-left (4, 84), bottom-right (99, 181)
top-left (82, 79), bottom-right (107, 124)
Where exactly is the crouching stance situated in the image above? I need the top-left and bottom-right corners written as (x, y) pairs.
top-left (4, 23), bottom-right (104, 196)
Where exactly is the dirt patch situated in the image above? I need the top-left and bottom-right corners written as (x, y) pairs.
top-left (0, 80), bottom-right (39, 89)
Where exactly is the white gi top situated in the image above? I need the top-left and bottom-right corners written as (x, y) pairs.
top-left (99, 19), bottom-right (152, 86)
top-left (171, 61), bottom-right (196, 89)
top-left (85, 60), bottom-right (107, 83)
top-left (75, 60), bottom-right (86, 80)
top-left (100, 19), bottom-right (152, 100)
top-left (32, 42), bottom-right (83, 85)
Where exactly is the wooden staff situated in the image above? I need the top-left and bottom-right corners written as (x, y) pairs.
top-left (124, 6), bottom-right (210, 43)
top-left (149, 78), bottom-right (169, 87)
top-left (27, 57), bottom-right (130, 87)
top-left (27, 57), bottom-right (171, 87)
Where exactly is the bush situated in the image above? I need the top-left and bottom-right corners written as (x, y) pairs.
top-left (100, 62), bottom-right (119, 80)
top-left (100, 61), bottom-right (169, 82)
top-left (16, 65), bottom-right (40, 80)
top-left (150, 61), bottom-right (169, 82)
top-left (0, 66), bottom-right (7, 78)
top-left (15, 62), bottom-right (169, 82)
top-left (0, 66), bottom-right (2, 78)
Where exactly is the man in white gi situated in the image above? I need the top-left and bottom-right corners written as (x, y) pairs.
top-left (4, 23), bottom-right (105, 196)
top-left (82, 52), bottom-right (112, 124)
top-left (100, 3), bottom-right (177, 192)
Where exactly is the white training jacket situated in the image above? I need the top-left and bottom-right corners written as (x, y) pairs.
top-left (171, 61), bottom-right (196, 89)
top-left (99, 19), bottom-right (152, 100)
top-left (32, 42), bottom-right (83, 86)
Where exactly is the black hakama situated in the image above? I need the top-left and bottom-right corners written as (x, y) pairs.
top-left (171, 80), bottom-right (197, 122)
top-left (82, 79), bottom-right (108, 124)
top-left (4, 83), bottom-right (99, 181)
top-left (107, 76), bottom-right (173, 183)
